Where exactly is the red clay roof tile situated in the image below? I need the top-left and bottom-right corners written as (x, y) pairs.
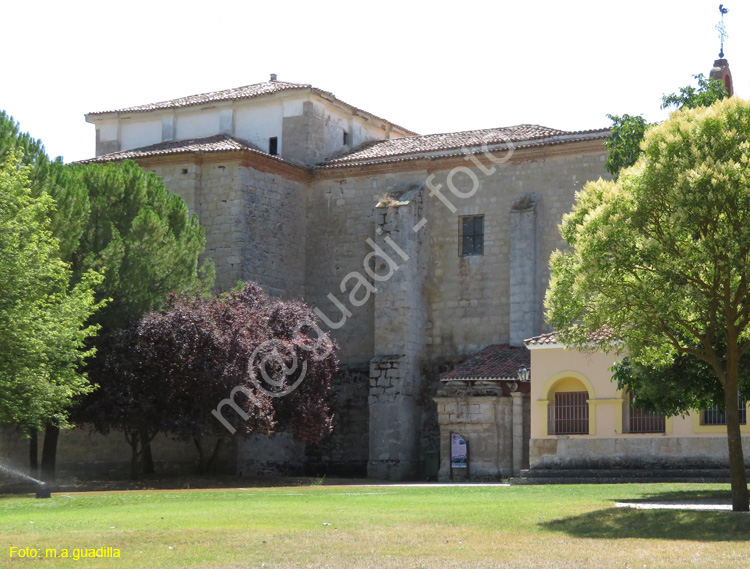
top-left (320, 125), bottom-right (609, 168)
top-left (440, 344), bottom-right (530, 381)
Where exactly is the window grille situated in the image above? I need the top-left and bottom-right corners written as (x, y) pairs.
top-left (548, 391), bottom-right (589, 435)
top-left (628, 393), bottom-right (665, 433)
top-left (702, 393), bottom-right (747, 425)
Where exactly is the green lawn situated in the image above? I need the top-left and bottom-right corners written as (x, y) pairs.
top-left (1, 483), bottom-right (749, 568)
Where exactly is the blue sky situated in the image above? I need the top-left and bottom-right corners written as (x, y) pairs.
top-left (3, 0), bottom-right (744, 163)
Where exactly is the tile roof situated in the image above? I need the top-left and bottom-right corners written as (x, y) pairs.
top-left (88, 80), bottom-right (315, 115)
top-left (440, 344), bottom-right (530, 381)
top-left (524, 326), bottom-right (617, 347)
top-left (524, 331), bottom-right (560, 346)
top-left (77, 134), bottom-right (285, 165)
top-left (86, 79), bottom-right (417, 136)
top-left (321, 125), bottom-right (609, 168)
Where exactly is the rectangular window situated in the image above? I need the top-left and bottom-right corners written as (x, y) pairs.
top-left (460, 215), bottom-right (484, 257)
top-left (627, 392), bottom-right (665, 433)
top-left (702, 393), bottom-right (747, 425)
top-left (268, 137), bottom-right (278, 156)
top-left (343, 131), bottom-right (349, 146)
top-left (549, 391), bottom-right (589, 435)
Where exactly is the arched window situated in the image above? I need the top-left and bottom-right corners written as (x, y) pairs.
top-left (546, 376), bottom-right (590, 435)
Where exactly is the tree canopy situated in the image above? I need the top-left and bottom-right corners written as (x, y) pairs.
top-left (0, 152), bottom-right (102, 433)
top-left (546, 97), bottom-right (750, 511)
top-left (604, 74), bottom-right (728, 179)
top-left (1, 110), bottom-right (214, 481)
top-left (0, 111), bottom-right (213, 333)
top-left (64, 160), bottom-right (213, 331)
top-left (81, 282), bottom-right (337, 477)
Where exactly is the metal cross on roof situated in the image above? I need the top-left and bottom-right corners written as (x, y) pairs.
top-left (717, 4), bottom-right (729, 58)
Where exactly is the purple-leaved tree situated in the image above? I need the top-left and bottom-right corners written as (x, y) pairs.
top-left (80, 282), bottom-right (337, 478)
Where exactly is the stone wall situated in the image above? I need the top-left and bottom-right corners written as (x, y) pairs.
top-left (305, 171), bottom-right (430, 365)
top-left (231, 365), bottom-right (371, 478)
top-left (305, 146), bottom-right (609, 367)
top-left (0, 428), bottom-right (234, 482)
top-left (368, 189), bottom-right (430, 480)
top-left (237, 432), bottom-right (306, 477)
top-left (151, 159), bottom-right (307, 297)
top-left (424, 150), bottom-right (609, 359)
top-left (239, 166), bottom-right (307, 298)
top-left (530, 436), bottom-right (750, 469)
top-left (304, 364), bottom-right (370, 477)
top-left (304, 146), bottom-right (607, 480)
top-left (282, 101), bottom-right (326, 165)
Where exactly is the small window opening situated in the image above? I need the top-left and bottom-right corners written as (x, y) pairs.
top-left (343, 131), bottom-right (349, 146)
top-left (181, 168), bottom-right (188, 175)
top-left (269, 137), bottom-right (278, 156)
top-left (460, 215), bottom-right (484, 256)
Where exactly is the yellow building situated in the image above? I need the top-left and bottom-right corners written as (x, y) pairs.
top-left (525, 331), bottom-right (750, 477)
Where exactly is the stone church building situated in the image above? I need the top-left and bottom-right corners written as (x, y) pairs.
top-left (78, 76), bottom-right (610, 481)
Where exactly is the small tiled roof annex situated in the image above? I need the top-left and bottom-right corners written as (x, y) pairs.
top-left (86, 80), bottom-right (417, 136)
top-left (440, 344), bottom-right (530, 381)
top-left (524, 326), bottom-right (617, 346)
top-left (524, 331), bottom-right (560, 346)
top-left (77, 135), bottom-right (285, 165)
top-left (321, 125), bottom-right (609, 168)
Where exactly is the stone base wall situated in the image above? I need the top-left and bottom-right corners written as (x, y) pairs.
top-left (530, 436), bottom-right (750, 469)
top-left (368, 387), bottom-right (421, 481)
top-left (304, 364), bottom-right (370, 477)
top-left (237, 432), bottom-right (306, 477)
top-left (0, 427), bottom-right (234, 482)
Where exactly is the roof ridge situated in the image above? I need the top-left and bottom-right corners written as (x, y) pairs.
top-left (322, 125), bottom-right (609, 167)
top-left (87, 80), bottom-right (313, 116)
top-left (76, 133), bottom-right (294, 165)
top-left (85, 79), bottom-right (418, 135)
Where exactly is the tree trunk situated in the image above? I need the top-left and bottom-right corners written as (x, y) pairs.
top-left (206, 438), bottom-right (224, 474)
top-left (40, 424), bottom-right (59, 484)
top-left (193, 437), bottom-right (206, 474)
top-left (125, 431), bottom-right (140, 481)
top-left (724, 382), bottom-right (749, 511)
top-left (722, 338), bottom-right (749, 511)
top-left (28, 430), bottom-right (38, 479)
top-left (141, 429), bottom-right (154, 475)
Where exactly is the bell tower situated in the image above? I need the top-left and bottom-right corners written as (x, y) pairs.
top-left (710, 4), bottom-right (734, 97)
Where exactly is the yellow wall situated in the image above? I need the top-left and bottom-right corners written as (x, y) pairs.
top-left (529, 344), bottom-right (748, 439)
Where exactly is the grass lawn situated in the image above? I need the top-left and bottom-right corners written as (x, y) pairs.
top-left (1, 482), bottom-right (749, 568)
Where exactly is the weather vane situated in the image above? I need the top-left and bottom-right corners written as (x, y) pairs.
top-left (717, 4), bottom-right (729, 58)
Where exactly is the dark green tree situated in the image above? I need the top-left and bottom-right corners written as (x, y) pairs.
top-left (64, 160), bottom-right (213, 331)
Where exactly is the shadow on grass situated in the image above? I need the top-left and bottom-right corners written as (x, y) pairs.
top-left (543, 506), bottom-right (750, 541)
top-left (616, 488), bottom-right (731, 503)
